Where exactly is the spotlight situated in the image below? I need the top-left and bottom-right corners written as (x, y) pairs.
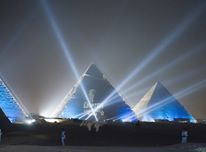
top-left (121, 42), bottom-right (206, 97)
top-left (25, 119), bottom-right (36, 125)
top-left (44, 118), bottom-right (62, 123)
top-left (125, 65), bottom-right (205, 101)
top-left (85, 2), bottom-right (206, 120)
top-left (41, 0), bottom-right (98, 121)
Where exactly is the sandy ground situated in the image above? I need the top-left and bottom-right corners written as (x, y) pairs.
top-left (0, 144), bottom-right (206, 152)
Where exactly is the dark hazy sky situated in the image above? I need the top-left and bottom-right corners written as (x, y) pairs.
top-left (0, 0), bottom-right (206, 118)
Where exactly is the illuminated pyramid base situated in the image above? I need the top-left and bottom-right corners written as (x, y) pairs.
top-left (57, 64), bottom-right (137, 122)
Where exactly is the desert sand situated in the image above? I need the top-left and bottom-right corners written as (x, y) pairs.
top-left (0, 144), bottom-right (206, 152)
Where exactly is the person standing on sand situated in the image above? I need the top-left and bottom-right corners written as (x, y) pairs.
top-left (181, 128), bottom-right (188, 144)
top-left (94, 123), bottom-right (101, 132)
top-left (61, 130), bottom-right (66, 146)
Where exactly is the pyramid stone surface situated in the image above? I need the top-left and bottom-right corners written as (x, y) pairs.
top-left (57, 64), bottom-right (137, 122)
top-left (0, 78), bottom-right (27, 123)
top-left (133, 81), bottom-right (195, 122)
top-left (0, 107), bottom-right (11, 130)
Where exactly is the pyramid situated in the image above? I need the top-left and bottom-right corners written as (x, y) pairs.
top-left (0, 78), bottom-right (28, 123)
top-left (56, 64), bottom-right (137, 122)
top-left (133, 81), bottom-right (195, 122)
top-left (0, 107), bottom-right (11, 131)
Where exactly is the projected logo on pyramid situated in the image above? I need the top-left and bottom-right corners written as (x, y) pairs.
top-left (83, 89), bottom-right (104, 117)
top-left (56, 64), bottom-right (136, 122)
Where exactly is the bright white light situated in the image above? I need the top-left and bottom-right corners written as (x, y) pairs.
top-left (121, 118), bottom-right (132, 123)
top-left (44, 118), bottom-right (61, 123)
top-left (121, 119), bottom-right (128, 123)
top-left (25, 119), bottom-right (36, 125)
top-left (141, 115), bottom-right (155, 122)
top-left (190, 119), bottom-right (197, 124)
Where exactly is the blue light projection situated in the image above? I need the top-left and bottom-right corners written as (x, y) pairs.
top-left (133, 81), bottom-right (196, 122)
top-left (59, 64), bottom-right (137, 122)
top-left (0, 79), bottom-right (27, 123)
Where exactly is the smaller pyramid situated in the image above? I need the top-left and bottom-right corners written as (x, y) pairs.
top-left (56, 64), bottom-right (137, 122)
top-left (133, 81), bottom-right (195, 122)
top-left (0, 78), bottom-right (28, 123)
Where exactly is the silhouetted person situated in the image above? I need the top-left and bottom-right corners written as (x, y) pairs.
top-left (94, 123), bottom-right (101, 132)
top-left (87, 122), bottom-right (93, 131)
top-left (80, 121), bottom-right (93, 131)
top-left (135, 120), bottom-right (140, 128)
top-left (181, 128), bottom-right (188, 144)
top-left (61, 130), bottom-right (66, 146)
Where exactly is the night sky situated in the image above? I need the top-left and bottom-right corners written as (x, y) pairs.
top-left (0, 0), bottom-right (206, 119)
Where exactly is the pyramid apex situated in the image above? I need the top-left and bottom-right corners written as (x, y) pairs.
top-left (155, 81), bottom-right (163, 85)
top-left (87, 63), bottom-right (98, 70)
top-left (154, 81), bottom-right (166, 89)
top-left (89, 63), bottom-right (96, 67)
top-left (84, 64), bottom-right (103, 79)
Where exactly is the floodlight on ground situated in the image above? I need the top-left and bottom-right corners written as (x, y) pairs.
top-left (25, 119), bottom-right (36, 125)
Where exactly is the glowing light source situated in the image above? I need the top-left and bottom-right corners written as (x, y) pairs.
top-left (141, 115), bottom-right (155, 122)
top-left (121, 118), bottom-right (130, 123)
top-left (41, 0), bottom-right (98, 121)
top-left (25, 119), bottom-right (36, 125)
top-left (44, 118), bottom-right (62, 123)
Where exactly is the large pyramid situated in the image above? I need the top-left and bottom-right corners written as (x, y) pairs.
top-left (133, 81), bottom-right (195, 122)
top-left (0, 78), bottom-right (28, 123)
top-left (55, 64), bottom-right (137, 122)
